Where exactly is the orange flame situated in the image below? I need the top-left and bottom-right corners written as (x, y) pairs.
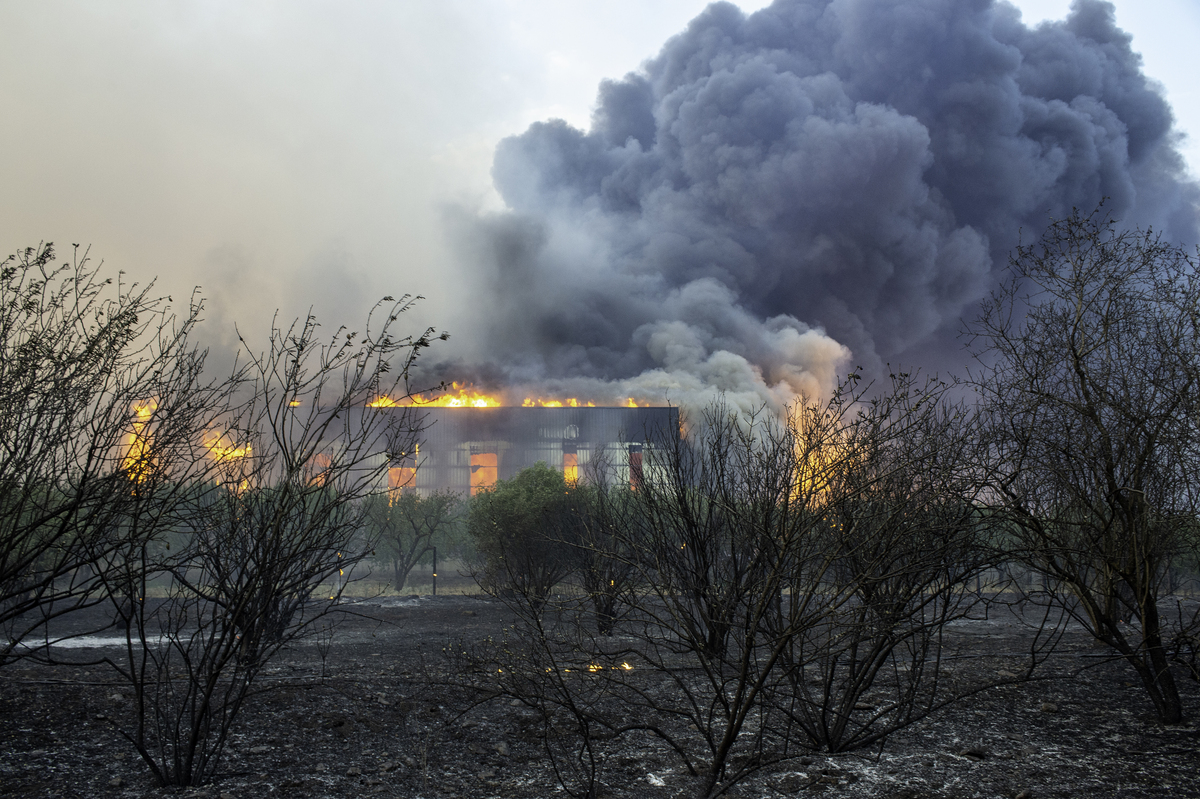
top-left (122, 401), bottom-right (157, 482)
top-left (369, 382), bottom-right (501, 408)
top-left (368, 384), bottom-right (659, 409)
top-left (204, 432), bottom-right (253, 492)
top-left (522, 397), bottom-right (596, 408)
top-left (205, 440), bottom-right (252, 461)
top-left (789, 405), bottom-right (855, 504)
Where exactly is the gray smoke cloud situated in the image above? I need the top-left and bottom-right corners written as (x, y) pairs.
top-left (443, 0), bottom-right (1198, 411)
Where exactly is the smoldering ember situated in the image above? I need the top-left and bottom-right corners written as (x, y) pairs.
top-left (4, 1), bottom-right (1200, 798)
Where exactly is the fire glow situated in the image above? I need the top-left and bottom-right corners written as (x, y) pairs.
top-left (368, 382), bottom-right (653, 410)
top-left (522, 397), bottom-right (594, 408)
top-left (204, 438), bottom-right (252, 462)
top-left (369, 382), bottom-right (500, 408)
top-left (121, 401), bottom-right (156, 482)
top-left (203, 433), bottom-right (253, 493)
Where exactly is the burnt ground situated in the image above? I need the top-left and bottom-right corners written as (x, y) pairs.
top-left (2, 592), bottom-right (1199, 799)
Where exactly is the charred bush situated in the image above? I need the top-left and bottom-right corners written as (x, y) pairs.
top-left (98, 300), bottom-right (442, 787)
top-left (966, 206), bottom-right (1200, 724)
top-left (439, 375), bottom-right (1013, 798)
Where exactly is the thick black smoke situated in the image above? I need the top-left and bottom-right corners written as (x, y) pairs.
top-left (448, 0), bottom-right (1198, 411)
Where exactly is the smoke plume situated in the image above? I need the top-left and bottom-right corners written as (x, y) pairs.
top-left (444, 0), bottom-right (1198, 411)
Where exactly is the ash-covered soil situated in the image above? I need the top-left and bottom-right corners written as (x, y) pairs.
top-left (2, 595), bottom-right (1198, 799)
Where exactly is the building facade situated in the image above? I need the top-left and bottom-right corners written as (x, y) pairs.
top-left (386, 406), bottom-right (680, 496)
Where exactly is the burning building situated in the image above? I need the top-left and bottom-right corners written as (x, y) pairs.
top-left (386, 405), bottom-right (680, 497)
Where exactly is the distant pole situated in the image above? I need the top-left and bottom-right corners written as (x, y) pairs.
top-left (432, 546), bottom-right (437, 597)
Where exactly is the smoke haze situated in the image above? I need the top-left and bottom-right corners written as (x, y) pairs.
top-left (445, 0), bottom-right (1199, 411)
top-left (2, 1), bottom-right (1198, 411)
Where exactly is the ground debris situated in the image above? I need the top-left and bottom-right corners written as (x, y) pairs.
top-left (2, 595), bottom-right (1198, 799)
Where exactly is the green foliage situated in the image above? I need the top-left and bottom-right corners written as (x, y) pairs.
top-left (467, 462), bottom-right (582, 606)
top-left (367, 489), bottom-right (463, 590)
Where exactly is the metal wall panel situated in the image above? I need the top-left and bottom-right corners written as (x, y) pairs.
top-left (378, 407), bottom-right (679, 496)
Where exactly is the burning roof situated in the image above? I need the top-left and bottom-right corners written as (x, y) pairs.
top-left (368, 382), bottom-right (653, 411)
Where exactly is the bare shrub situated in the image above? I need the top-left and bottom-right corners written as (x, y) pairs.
top-left (445, 374), bottom-right (1006, 798)
top-left (101, 300), bottom-right (441, 786)
top-left (0, 243), bottom-right (214, 663)
top-left (775, 374), bottom-right (995, 751)
top-left (966, 206), bottom-right (1200, 724)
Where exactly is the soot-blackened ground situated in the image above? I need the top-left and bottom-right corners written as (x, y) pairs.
top-left (2, 595), bottom-right (1198, 798)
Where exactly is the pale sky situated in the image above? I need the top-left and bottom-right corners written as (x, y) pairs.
top-left (1, 0), bottom-right (1196, 360)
